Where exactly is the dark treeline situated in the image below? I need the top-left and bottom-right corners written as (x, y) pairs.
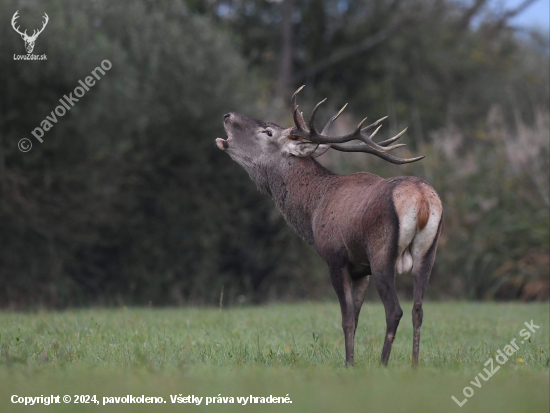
top-left (0, 0), bottom-right (548, 307)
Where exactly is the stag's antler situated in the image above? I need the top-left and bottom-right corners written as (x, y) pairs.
top-left (11, 11), bottom-right (49, 40)
top-left (290, 86), bottom-right (424, 164)
top-left (11, 11), bottom-right (27, 37)
top-left (30, 13), bottom-right (49, 39)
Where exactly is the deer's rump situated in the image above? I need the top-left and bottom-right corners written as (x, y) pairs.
top-left (391, 177), bottom-right (442, 274)
top-left (313, 174), bottom-right (442, 275)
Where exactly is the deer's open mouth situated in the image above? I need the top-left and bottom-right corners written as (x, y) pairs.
top-left (216, 118), bottom-right (234, 150)
top-left (216, 137), bottom-right (230, 150)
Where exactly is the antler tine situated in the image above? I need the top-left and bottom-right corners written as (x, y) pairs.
top-left (308, 98), bottom-right (327, 133)
top-left (330, 142), bottom-right (424, 164)
top-left (356, 117), bottom-right (409, 153)
top-left (30, 12), bottom-right (49, 39)
top-left (357, 123), bottom-right (401, 153)
top-left (369, 124), bottom-right (383, 139)
top-left (11, 10), bottom-right (25, 36)
top-left (356, 117), bottom-right (369, 131)
top-left (291, 86), bottom-right (307, 131)
top-left (322, 103), bottom-right (348, 135)
top-left (293, 106), bottom-right (306, 133)
top-left (361, 116), bottom-right (388, 134)
top-left (377, 128), bottom-right (408, 147)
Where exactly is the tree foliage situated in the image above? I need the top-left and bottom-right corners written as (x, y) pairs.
top-left (0, 0), bottom-right (548, 307)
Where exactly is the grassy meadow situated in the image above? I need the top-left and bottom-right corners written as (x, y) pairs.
top-left (0, 302), bottom-right (548, 412)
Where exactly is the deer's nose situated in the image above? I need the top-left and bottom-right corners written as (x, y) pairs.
top-left (224, 113), bottom-right (231, 122)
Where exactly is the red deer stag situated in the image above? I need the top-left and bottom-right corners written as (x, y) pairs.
top-left (216, 87), bottom-right (443, 366)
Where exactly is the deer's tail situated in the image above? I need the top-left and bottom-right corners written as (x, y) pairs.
top-left (416, 195), bottom-right (430, 231)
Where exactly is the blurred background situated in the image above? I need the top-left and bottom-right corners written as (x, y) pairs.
top-left (0, 0), bottom-right (548, 308)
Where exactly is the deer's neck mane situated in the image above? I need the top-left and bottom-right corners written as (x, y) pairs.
top-left (260, 156), bottom-right (336, 245)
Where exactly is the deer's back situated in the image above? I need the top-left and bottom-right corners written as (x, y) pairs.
top-left (312, 173), bottom-right (442, 268)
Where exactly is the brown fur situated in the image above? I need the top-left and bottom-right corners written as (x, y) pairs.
top-left (254, 157), bottom-right (443, 367)
top-left (219, 112), bottom-right (444, 367)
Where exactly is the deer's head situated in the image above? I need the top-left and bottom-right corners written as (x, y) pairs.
top-left (12, 11), bottom-right (49, 54)
top-left (216, 86), bottom-right (424, 171)
top-left (216, 112), bottom-right (309, 170)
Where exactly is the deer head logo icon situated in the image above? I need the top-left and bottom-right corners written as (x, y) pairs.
top-left (11, 11), bottom-right (49, 54)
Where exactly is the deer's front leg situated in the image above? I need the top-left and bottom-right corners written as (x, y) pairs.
top-left (330, 264), bottom-right (355, 366)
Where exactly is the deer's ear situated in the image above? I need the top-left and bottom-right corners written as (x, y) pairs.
top-left (282, 139), bottom-right (319, 157)
top-left (311, 144), bottom-right (331, 158)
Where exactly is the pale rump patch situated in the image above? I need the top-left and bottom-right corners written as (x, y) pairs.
top-left (392, 181), bottom-right (442, 274)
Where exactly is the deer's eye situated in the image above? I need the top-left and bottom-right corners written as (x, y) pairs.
top-left (262, 130), bottom-right (273, 137)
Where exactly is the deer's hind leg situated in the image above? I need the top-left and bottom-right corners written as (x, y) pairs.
top-left (371, 260), bottom-right (402, 366)
top-left (351, 273), bottom-right (370, 333)
top-left (410, 216), bottom-right (443, 366)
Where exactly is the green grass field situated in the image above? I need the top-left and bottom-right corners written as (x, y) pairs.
top-left (0, 302), bottom-right (548, 412)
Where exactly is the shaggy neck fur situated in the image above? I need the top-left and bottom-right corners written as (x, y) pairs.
top-left (244, 156), bottom-right (336, 245)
